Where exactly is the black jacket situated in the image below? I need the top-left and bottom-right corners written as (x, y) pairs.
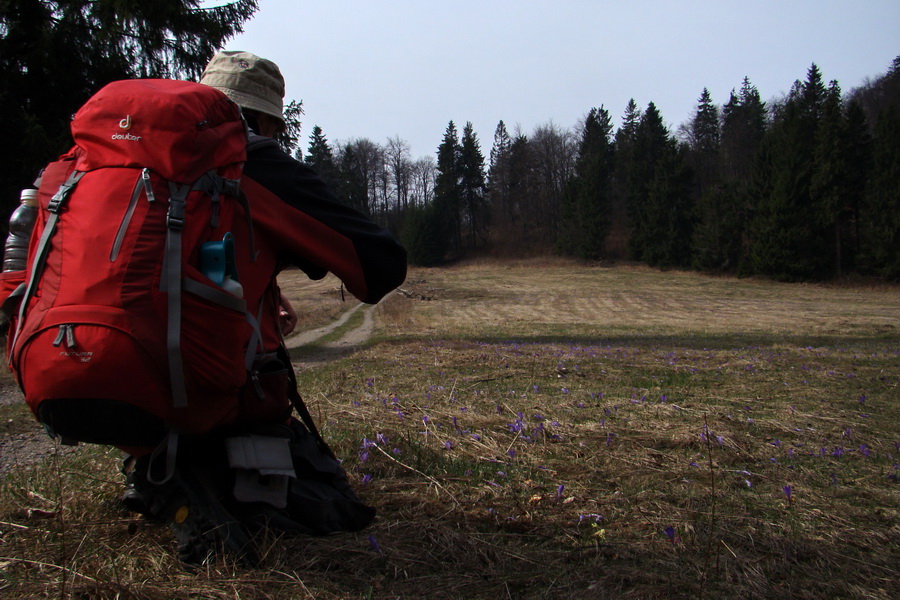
top-left (241, 135), bottom-right (407, 305)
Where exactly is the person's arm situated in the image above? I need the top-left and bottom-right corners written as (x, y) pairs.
top-left (243, 144), bottom-right (407, 304)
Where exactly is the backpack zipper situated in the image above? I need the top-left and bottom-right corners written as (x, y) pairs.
top-left (110, 169), bottom-right (153, 261)
top-left (141, 168), bottom-right (156, 203)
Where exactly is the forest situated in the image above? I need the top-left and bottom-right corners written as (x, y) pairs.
top-left (302, 59), bottom-right (900, 281)
top-left (1, 2), bottom-right (897, 281)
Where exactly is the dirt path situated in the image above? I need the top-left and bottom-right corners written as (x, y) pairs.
top-left (284, 301), bottom-right (374, 349)
top-left (282, 302), bottom-right (377, 368)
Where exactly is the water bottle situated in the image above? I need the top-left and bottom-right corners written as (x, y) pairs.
top-left (200, 232), bottom-right (243, 298)
top-left (3, 188), bottom-right (39, 272)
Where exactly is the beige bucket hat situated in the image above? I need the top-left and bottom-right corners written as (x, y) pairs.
top-left (200, 51), bottom-right (285, 125)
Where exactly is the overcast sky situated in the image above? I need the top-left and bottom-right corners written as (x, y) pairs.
top-left (221, 0), bottom-right (899, 160)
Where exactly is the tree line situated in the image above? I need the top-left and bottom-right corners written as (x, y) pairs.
top-left (3, 3), bottom-right (897, 280)
top-left (305, 58), bottom-right (899, 281)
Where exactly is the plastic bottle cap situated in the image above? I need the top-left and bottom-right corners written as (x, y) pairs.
top-left (20, 189), bottom-right (39, 207)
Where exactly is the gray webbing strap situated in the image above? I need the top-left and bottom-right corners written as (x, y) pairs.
top-left (192, 171), bottom-right (255, 262)
top-left (165, 182), bottom-right (190, 409)
top-left (12, 171), bottom-right (85, 349)
top-left (244, 305), bottom-right (264, 371)
top-left (146, 430), bottom-right (179, 485)
top-left (181, 277), bottom-right (247, 313)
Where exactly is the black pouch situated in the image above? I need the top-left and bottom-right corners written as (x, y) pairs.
top-left (282, 417), bottom-right (376, 534)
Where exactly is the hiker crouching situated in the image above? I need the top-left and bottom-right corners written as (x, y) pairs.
top-left (1, 50), bottom-right (406, 566)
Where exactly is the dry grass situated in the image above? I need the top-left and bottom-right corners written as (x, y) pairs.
top-left (1, 260), bottom-right (898, 598)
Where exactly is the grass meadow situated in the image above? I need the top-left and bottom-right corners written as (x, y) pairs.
top-left (0, 259), bottom-right (898, 599)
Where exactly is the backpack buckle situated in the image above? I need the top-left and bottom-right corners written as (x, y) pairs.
top-left (166, 213), bottom-right (185, 230)
top-left (48, 171), bottom-right (86, 213)
top-left (166, 185), bottom-right (187, 230)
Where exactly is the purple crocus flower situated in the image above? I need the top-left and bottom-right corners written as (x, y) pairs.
top-left (664, 526), bottom-right (676, 544)
top-left (782, 485), bottom-right (793, 502)
top-left (368, 535), bottom-right (383, 554)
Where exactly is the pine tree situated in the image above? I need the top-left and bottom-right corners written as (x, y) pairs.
top-left (559, 107), bottom-right (614, 260)
top-left (859, 106), bottom-right (900, 278)
top-left (432, 121), bottom-right (462, 258)
top-left (506, 133), bottom-right (534, 235)
top-left (842, 100), bottom-right (872, 265)
top-left (629, 102), bottom-right (691, 265)
top-left (687, 88), bottom-right (720, 197)
top-left (714, 77), bottom-right (767, 272)
top-left (609, 99), bottom-right (643, 258)
top-left (459, 122), bottom-right (488, 250)
top-left (305, 125), bottom-right (337, 186)
top-left (749, 65), bottom-right (829, 280)
top-left (488, 120), bottom-right (513, 228)
top-left (721, 78), bottom-right (767, 183)
top-left (811, 81), bottom-right (852, 276)
top-left (687, 88), bottom-right (750, 273)
top-left (0, 0), bottom-right (258, 219)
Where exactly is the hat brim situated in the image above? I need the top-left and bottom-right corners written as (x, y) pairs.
top-left (215, 86), bottom-right (285, 124)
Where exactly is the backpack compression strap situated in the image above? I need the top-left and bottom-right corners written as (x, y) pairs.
top-left (164, 182), bottom-right (191, 408)
top-left (162, 172), bottom-right (260, 409)
top-left (12, 171), bottom-right (85, 349)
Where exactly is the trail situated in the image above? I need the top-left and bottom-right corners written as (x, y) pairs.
top-left (282, 302), bottom-right (376, 368)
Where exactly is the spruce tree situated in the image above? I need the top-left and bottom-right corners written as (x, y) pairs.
top-left (559, 107), bottom-right (614, 260)
top-left (629, 102), bottom-right (692, 266)
top-left (811, 81), bottom-right (852, 276)
top-left (459, 122), bottom-right (488, 250)
top-left (687, 88), bottom-right (745, 272)
top-left (609, 100), bottom-right (642, 259)
top-left (749, 65), bottom-right (829, 280)
top-left (859, 106), bottom-right (900, 278)
top-left (842, 100), bottom-right (872, 265)
top-left (305, 125), bottom-right (337, 186)
top-left (721, 78), bottom-right (767, 183)
top-left (687, 88), bottom-right (720, 197)
top-left (488, 120), bottom-right (513, 229)
top-left (433, 121), bottom-right (462, 258)
top-left (506, 133), bottom-right (534, 236)
top-left (717, 77), bottom-right (767, 272)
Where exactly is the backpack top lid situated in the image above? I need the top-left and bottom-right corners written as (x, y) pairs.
top-left (70, 79), bottom-right (248, 183)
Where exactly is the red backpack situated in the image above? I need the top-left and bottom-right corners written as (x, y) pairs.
top-left (7, 79), bottom-right (266, 449)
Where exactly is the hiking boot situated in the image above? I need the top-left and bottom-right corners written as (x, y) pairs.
top-left (120, 455), bottom-right (159, 518)
top-left (163, 457), bottom-right (259, 567)
top-left (120, 447), bottom-right (259, 567)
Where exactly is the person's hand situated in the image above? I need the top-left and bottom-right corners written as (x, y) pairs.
top-left (279, 292), bottom-right (298, 336)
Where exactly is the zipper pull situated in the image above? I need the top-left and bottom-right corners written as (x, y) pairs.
top-left (141, 168), bottom-right (155, 202)
top-left (52, 324), bottom-right (77, 348)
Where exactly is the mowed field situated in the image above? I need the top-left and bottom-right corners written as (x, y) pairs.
top-left (1, 259), bottom-right (898, 599)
